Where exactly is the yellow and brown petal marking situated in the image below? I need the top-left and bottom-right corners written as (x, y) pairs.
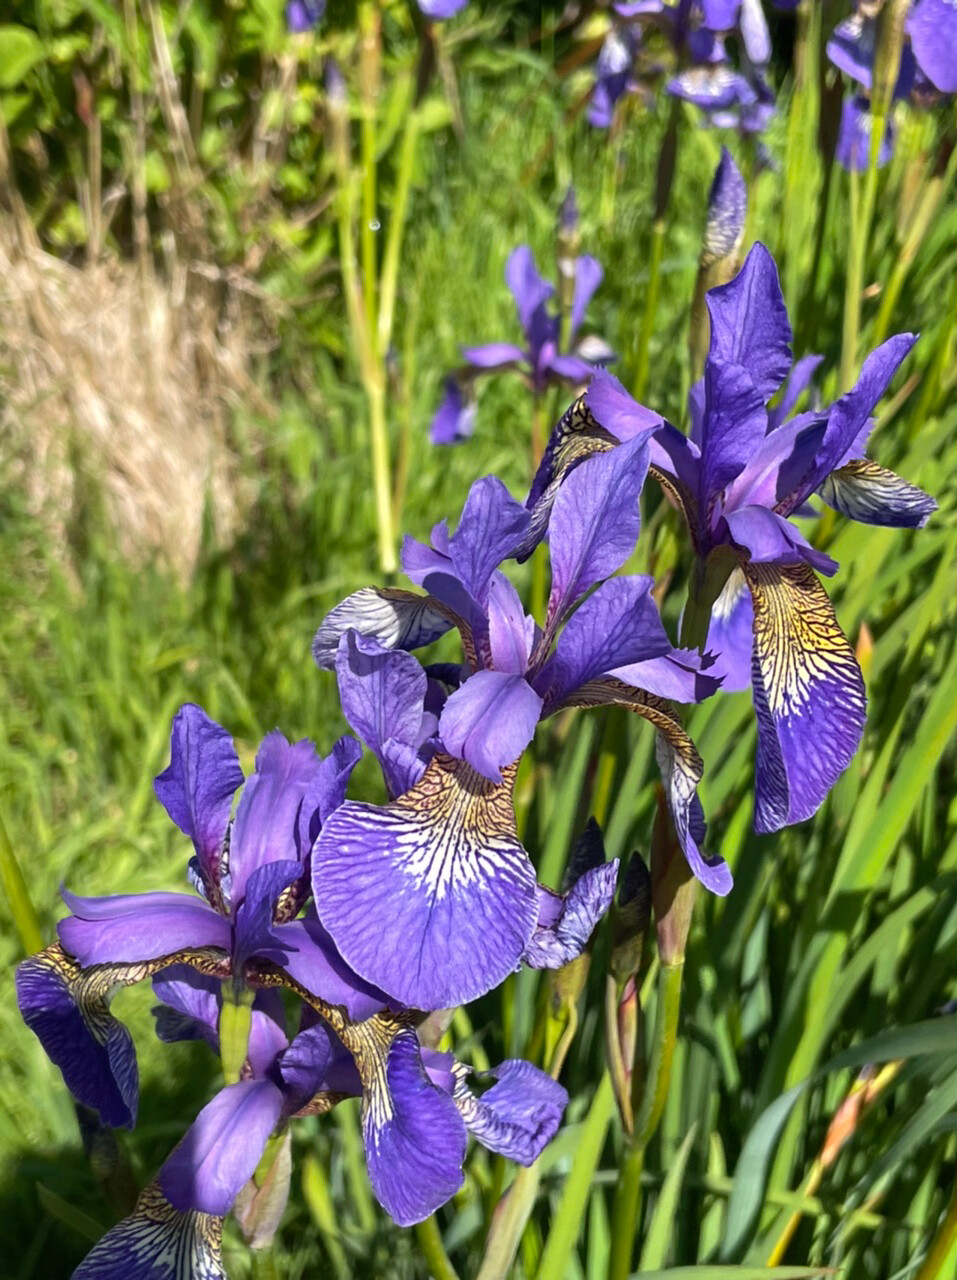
top-left (744, 560), bottom-right (866, 833)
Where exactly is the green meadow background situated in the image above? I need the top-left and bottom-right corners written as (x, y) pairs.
top-left (1, 3), bottom-right (956, 1277)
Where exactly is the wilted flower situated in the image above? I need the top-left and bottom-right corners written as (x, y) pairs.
top-left (550, 243), bottom-right (935, 834)
top-left (431, 244), bottom-right (610, 445)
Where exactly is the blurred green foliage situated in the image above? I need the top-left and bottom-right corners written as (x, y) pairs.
top-left (2, 3), bottom-right (957, 1279)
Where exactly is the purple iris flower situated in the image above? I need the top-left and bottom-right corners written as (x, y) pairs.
top-left (836, 94), bottom-right (895, 171)
top-left (310, 447), bottom-right (725, 1009)
top-left (589, 25), bottom-right (641, 127)
top-left (556, 243), bottom-right (935, 835)
top-left (908, 0), bottom-right (957, 93)
top-left (418, 0), bottom-right (468, 16)
top-left (286, 0), bottom-right (324, 33)
top-left (430, 245), bottom-right (610, 445)
top-left (16, 704), bottom-right (365, 1129)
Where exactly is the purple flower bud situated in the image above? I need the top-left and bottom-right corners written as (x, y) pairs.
top-left (704, 147), bottom-right (747, 264)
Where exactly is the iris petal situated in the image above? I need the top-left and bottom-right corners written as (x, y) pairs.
top-left (312, 753), bottom-right (538, 1008)
top-left (452, 1059), bottom-right (567, 1165)
top-left (72, 1180), bottom-right (225, 1280)
top-left (523, 861), bottom-right (619, 968)
top-left (312, 587), bottom-right (451, 670)
top-left (744, 561), bottom-right (866, 833)
top-left (819, 459), bottom-right (937, 529)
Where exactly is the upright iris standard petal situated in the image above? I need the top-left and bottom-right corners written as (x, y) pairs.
top-left (160, 1081), bottom-right (284, 1216)
top-left (58, 890), bottom-right (231, 967)
top-left (153, 704), bottom-right (243, 892)
top-left (486, 573), bottom-right (535, 675)
top-left (706, 242), bottom-right (792, 402)
top-left (228, 734), bottom-right (323, 905)
top-left (309, 734), bottom-right (363, 830)
top-left (703, 569), bottom-right (754, 693)
top-left (767, 353), bottom-right (824, 430)
top-left (536, 576), bottom-right (671, 708)
top-left (704, 147), bottom-right (747, 263)
top-left (451, 1060), bottom-right (568, 1164)
top-left (745, 561), bottom-right (866, 833)
top-left (908, 0), bottom-right (957, 93)
top-left (71, 1181), bottom-right (225, 1280)
top-left (523, 861), bottom-right (620, 967)
top-left (151, 966), bottom-right (221, 1050)
top-left (16, 945), bottom-right (140, 1128)
top-left (546, 435), bottom-right (652, 622)
top-left (418, 0), bottom-right (468, 19)
top-left (461, 342), bottom-right (526, 369)
top-left (312, 587), bottom-right (452, 669)
top-left (358, 1027), bottom-right (467, 1227)
top-left (447, 476), bottom-right (532, 604)
top-left (699, 360), bottom-right (770, 502)
top-left (505, 246), bottom-right (554, 337)
top-left (570, 255), bottom-right (604, 342)
top-left (439, 671), bottom-right (543, 784)
top-left (313, 754), bottom-right (538, 1008)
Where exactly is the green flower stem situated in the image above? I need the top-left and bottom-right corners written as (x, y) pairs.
top-left (377, 101), bottom-right (421, 357)
top-left (606, 961), bottom-right (685, 1280)
top-left (301, 1150), bottom-right (350, 1280)
top-left (914, 1176), bottom-right (957, 1280)
top-left (250, 1246), bottom-right (280, 1280)
top-left (0, 803), bottom-right (43, 955)
top-left (632, 218), bottom-right (666, 403)
top-left (416, 1214), bottom-right (461, 1280)
top-left (911, 270), bottom-right (957, 435)
top-left (220, 987), bottom-right (254, 1085)
top-left (358, 0), bottom-right (381, 342)
top-left (337, 1099), bottom-right (377, 1233)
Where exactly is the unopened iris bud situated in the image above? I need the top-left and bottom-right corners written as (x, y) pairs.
top-left (550, 819), bottom-right (607, 1009)
top-left (610, 849), bottom-right (651, 985)
top-left (690, 147), bottom-right (747, 381)
top-left (650, 789), bottom-right (697, 967)
top-left (557, 185), bottom-right (581, 319)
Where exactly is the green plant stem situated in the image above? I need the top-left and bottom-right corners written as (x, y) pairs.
top-left (337, 1100), bottom-right (377, 1233)
top-left (250, 1246), bottom-right (280, 1280)
top-left (914, 1177), bottom-right (957, 1280)
top-left (219, 987), bottom-right (253, 1085)
top-left (0, 803), bottom-right (43, 955)
top-left (377, 102), bottom-right (420, 356)
top-left (911, 270), bottom-right (957, 435)
top-left (358, 0), bottom-right (380, 341)
top-left (840, 105), bottom-right (886, 389)
top-left (301, 1152), bottom-right (350, 1280)
top-left (416, 1214), bottom-right (461, 1280)
top-left (606, 961), bottom-right (685, 1280)
top-left (632, 219), bottom-right (666, 402)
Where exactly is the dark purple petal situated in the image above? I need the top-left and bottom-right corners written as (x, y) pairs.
top-left (336, 631), bottom-right (429, 796)
top-left (461, 343), bottom-right (526, 370)
top-left (58, 890), bottom-right (230, 966)
top-left (725, 506), bottom-right (838, 577)
top-left (705, 147), bottom-right (746, 263)
top-left (286, 0), bottom-right (324, 32)
top-left (707, 242), bottom-right (791, 401)
top-left (419, 0), bottom-right (467, 18)
top-left (836, 94), bottom-right (894, 172)
top-left (275, 1022), bottom-right (340, 1112)
top-left (909, 0), bottom-right (957, 93)
top-left (701, 0), bottom-right (739, 28)
top-left (439, 671), bottom-right (542, 783)
top-left (312, 587), bottom-right (452, 670)
top-left (768, 353), bottom-right (824, 430)
top-left (523, 861), bottom-right (619, 967)
top-left (16, 945), bottom-right (138, 1128)
top-left (152, 965), bottom-right (221, 1050)
top-left (72, 1181), bottom-right (225, 1280)
top-left (547, 353), bottom-right (597, 383)
top-left (827, 15), bottom-right (874, 87)
top-left (313, 754), bottom-right (538, 1008)
top-left (229, 733), bottom-right (324, 905)
top-left (154, 704), bottom-right (242, 892)
top-left (505, 246), bottom-right (554, 338)
top-left (431, 377), bottom-right (477, 445)
top-left (570, 255), bottom-right (604, 342)
top-left (361, 1028), bottom-right (466, 1226)
top-left (487, 573), bottom-right (535, 675)
top-left (546, 434), bottom-right (652, 622)
top-left (307, 735), bottom-right (363, 835)
top-left (668, 66), bottom-right (756, 110)
top-left (776, 334), bottom-right (917, 514)
top-left (161, 1081), bottom-right (283, 1215)
top-left (723, 410), bottom-right (826, 513)
top-left (819, 459), bottom-right (937, 528)
top-left (539, 576), bottom-right (670, 709)
top-left (247, 1000), bottom-right (290, 1078)
top-left (610, 648), bottom-right (722, 702)
top-left (452, 1060), bottom-right (567, 1164)
top-left (704, 568), bottom-right (754, 694)
top-left (232, 860), bottom-right (301, 972)
top-left (268, 912), bottom-right (388, 1021)
top-left (448, 476), bottom-right (532, 604)
top-left (745, 562), bottom-right (866, 832)
top-left (588, 30), bottom-right (636, 129)
top-left (699, 360), bottom-right (770, 504)
top-left (585, 369), bottom-right (664, 442)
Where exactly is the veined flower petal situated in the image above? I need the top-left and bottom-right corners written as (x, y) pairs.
top-left (58, 890), bottom-right (231, 967)
top-left (451, 1059), bottom-right (567, 1164)
top-left (312, 587), bottom-right (451, 670)
top-left (706, 242), bottom-right (792, 402)
top-left (523, 861), bottom-right (619, 968)
top-left (744, 561), bottom-right (866, 832)
top-left (819, 459), bottom-right (937, 529)
top-left (312, 754), bottom-right (538, 1008)
top-left (72, 1180), bottom-right (225, 1280)
top-left (351, 1021), bottom-right (466, 1226)
top-left (439, 671), bottom-right (542, 783)
top-left (703, 568), bottom-right (754, 694)
top-left (160, 1081), bottom-right (283, 1216)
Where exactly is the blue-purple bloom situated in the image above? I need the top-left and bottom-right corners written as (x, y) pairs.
top-left (553, 243), bottom-right (935, 835)
top-left (311, 447), bottom-right (725, 1008)
top-left (286, 0), bottom-right (324, 33)
top-left (430, 244), bottom-right (610, 445)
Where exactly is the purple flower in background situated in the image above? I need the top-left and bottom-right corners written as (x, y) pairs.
top-left (310, 450), bottom-right (725, 1008)
top-left (837, 94), bottom-right (895, 171)
top-left (704, 145), bottom-right (747, 263)
top-left (559, 243), bottom-right (935, 835)
top-left (418, 0), bottom-right (468, 17)
top-left (908, 0), bottom-right (957, 93)
top-left (431, 244), bottom-right (611, 445)
top-left (16, 704), bottom-right (364, 1129)
top-left (286, 0), bottom-right (324, 33)
top-left (589, 25), bottom-right (641, 127)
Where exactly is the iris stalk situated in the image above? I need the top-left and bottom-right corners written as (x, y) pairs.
top-left (416, 1215), bottom-right (461, 1280)
top-left (632, 99), bottom-right (680, 401)
top-left (0, 803), bottom-right (43, 955)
